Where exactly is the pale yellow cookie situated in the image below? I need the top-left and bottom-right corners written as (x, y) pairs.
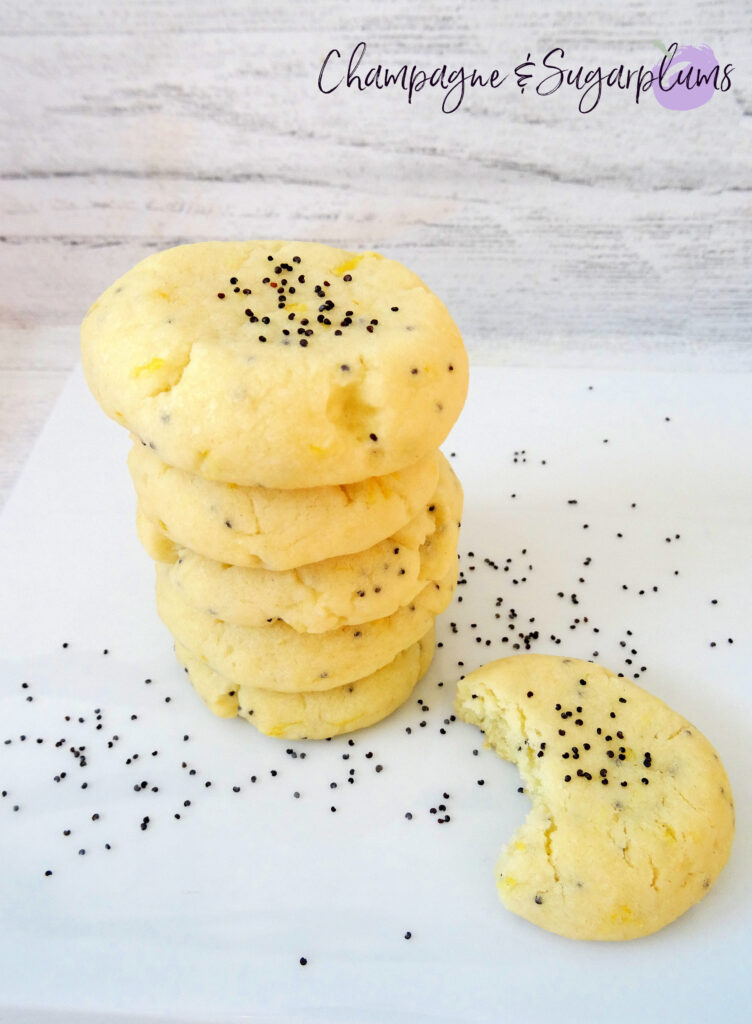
top-left (136, 508), bottom-right (176, 564)
top-left (173, 625), bottom-right (434, 739)
top-left (82, 241), bottom-right (468, 488)
top-left (156, 561), bottom-right (456, 693)
top-left (144, 453), bottom-right (461, 632)
top-left (455, 654), bottom-right (734, 941)
top-left (129, 441), bottom-right (440, 570)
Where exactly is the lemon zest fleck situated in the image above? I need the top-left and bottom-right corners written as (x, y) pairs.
top-left (133, 357), bottom-right (164, 377)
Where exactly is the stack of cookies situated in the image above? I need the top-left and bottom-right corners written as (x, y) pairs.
top-left (81, 241), bottom-right (468, 739)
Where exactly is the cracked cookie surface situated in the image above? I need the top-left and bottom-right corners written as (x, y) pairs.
top-left (157, 561), bottom-right (457, 693)
top-left (455, 654), bottom-right (734, 940)
top-left (174, 625), bottom-right (434, 739)
top-left (129, 442), bottom-right (440, 571)
top-left (81, 240), bottom-right (468, 488)
top-left (141, 452), bottom-right (461, 633)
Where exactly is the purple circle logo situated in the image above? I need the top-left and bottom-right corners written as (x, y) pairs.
top-left (652, 42), bottom-right (719, 110)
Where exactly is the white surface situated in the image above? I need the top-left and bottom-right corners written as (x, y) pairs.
top-left (0, 365), bottom-right (750, 1023)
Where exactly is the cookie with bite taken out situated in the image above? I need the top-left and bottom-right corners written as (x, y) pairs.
top-left (455, 654), bottom-right (734, 941)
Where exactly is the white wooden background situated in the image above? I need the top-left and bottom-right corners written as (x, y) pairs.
top-left (1, 0), bottom-right (750, 504)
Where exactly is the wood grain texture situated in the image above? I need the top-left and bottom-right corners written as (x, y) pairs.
top-left (0, 0), bottom-right (750, 504)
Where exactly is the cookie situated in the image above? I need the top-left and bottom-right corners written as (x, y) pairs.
top-left (144, 453), bottom-right (462, 632)
top-left (82, 241), bottom-right (468, 488)
top-left (455, 654), bottom-right (734, 941)
top-left (135, 507), bottom-right (176, 564)
top-left (173, 626), bottom-right (434, 739)
top-left (129, 441), bottom-right (440, 570)
top-left (156, 561), bottom-right (457, 693)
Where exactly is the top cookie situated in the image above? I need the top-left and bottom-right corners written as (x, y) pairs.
top-left (455, 654), bottom-right (734, 941)
top-left (81, 241), bottom-right (468, 488)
